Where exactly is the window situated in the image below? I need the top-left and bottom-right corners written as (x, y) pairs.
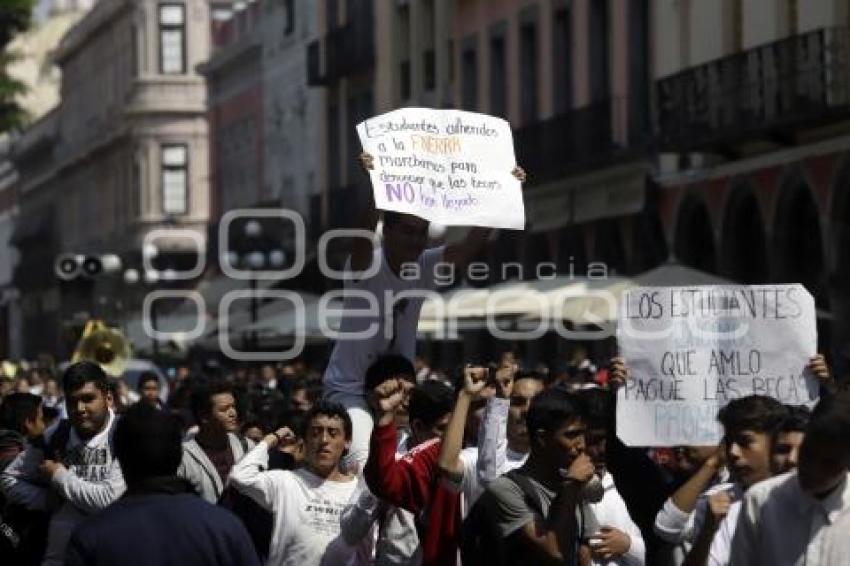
top-left (520, 20), bottom-right (538, 124)
top-left (161, 145), bottom-right (188, 215)
top-left (553, 6), bottom-right (572, 114)
top-left (131, 159), bottom-right (141, 219)
top-left (731, 0), bottom-right (742, 52)
top-left (159, 4), bottom-right (186, 74)
top-left (589, 0), bottom-right (610, 102)
top-left (327, 104), bottom-right (340, 188)
top-left (398, 3), bottom-right (411, 100)
top-left (786, 0), bottom-right (798, 36)
top-left (422, 0), bottom-right (436, 91)
top-left (461, 37), bottom-right (477, 110)
top-left (285, 0), bottom-right (295, 35)
top-left (327, 0), bottom-right (338, 31)
top-left (489, 31), bottom-right (507, 117)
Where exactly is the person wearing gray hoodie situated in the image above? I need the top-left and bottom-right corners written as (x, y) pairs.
top-left (177, 381), bottom-right (252, 504)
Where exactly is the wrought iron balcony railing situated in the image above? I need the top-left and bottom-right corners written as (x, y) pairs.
top-left (656, 27), bottom-right (850, 151)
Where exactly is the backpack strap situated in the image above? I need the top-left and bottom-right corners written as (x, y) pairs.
top-left (504, 469), bottom-right (546, 518)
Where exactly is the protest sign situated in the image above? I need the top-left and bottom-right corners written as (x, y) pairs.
top-left (356, 108), bottom-right (525, 229)
top-left (616, 284), bottom-right (819, 446)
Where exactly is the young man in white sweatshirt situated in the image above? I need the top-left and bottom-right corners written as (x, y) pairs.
top-left (230, 400), bottom-right (369, 566)
top-left (2, 361), bottom-right (126, 565)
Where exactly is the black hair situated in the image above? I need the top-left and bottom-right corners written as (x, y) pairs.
top-left (42, 405), bottom-right (60, 424)
top-left (241, 420), bottom-right (266, 435)
top-left (408, 380), bottom-right (454, 429)
top-left (62, 361), bottom-right (109, 397)
top-left (805, 390), bottom-right (850, 451)
top-left (577, 387), bottom-right (612, 431)
top-left (777, 404), bottom-right (811, 434)
top-left (190, 380), bottom-right (235, 423)
top-left (114, 404), bottom-right (183, 483)
top-left (515, 369), bottom-right (546, 385)
top-left (365, 354), bottom-right (416, 393)
top-left (303, 400), bottom-right (352, 440)
top-left (717, 395), bottom-right (788, 436)
top-left (526, 387), bottom-right (584, 437)
top-left (0, 393), bottom-right (42, 434)
top-left (137, 372), bottom-right (160, 392)
top-left (383, 210), bottom-right (429, 231)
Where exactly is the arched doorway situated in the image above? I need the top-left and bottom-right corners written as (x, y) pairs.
top-left (721, 186), bottom-right (769, 284)
top-left (674, 195), bottom-right (717, 273)
top-left (631, 209), bottom-right (669, 273)
top-left (594, 218), bottom-right (627, 275)
top-left (773, 181), bottom-right (826, 307)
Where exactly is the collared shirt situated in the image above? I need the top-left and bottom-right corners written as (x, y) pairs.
top-left (587, 472), bottom-right (646, 566)
top-left (729, 470), bottom-right (850, 566)
top-left (707, 494), bottom-right (741, 566)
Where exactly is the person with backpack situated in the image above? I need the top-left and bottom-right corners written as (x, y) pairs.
top-left (3, 362), bottom-right (126, 565)
top-left (465, 387), bottom-right (596, 566)
top-left (177, 381), bottom-right (253, 504)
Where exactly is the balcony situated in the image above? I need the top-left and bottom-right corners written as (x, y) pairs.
top-left (514, 97), bottom-right (647, 186)
top-left (307, 22), bottom-right (375, 87)
top-left (656, 27), bottom-right (850, 153)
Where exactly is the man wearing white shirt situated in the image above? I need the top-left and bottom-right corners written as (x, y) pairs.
top-left (230, 401), bottom-right (370, 566)
top-left (653, 395), bottom-right (787, 566)
top-left (729, 390), bottom-right (850, 566)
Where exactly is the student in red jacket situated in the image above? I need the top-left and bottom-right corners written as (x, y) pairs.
top-left (364, 375), bottom-right (475, 566)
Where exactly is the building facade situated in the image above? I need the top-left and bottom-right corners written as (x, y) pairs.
top-left (307, 0), bottom-right (454, 248)
top-left (202, 0), bottom-right (319, 222)
top-left (451, 0), bottom-right (659, 286)
top-left (11, 0), bottom-right (229, 357)
top-left (652, 0), bottom-right (850, 361)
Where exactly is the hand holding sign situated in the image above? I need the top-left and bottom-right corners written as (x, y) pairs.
top-left (356, 108), bottom-right (526, 229)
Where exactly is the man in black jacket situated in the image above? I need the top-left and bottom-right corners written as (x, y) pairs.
top-left (65, 404), bottom-right (260, 566)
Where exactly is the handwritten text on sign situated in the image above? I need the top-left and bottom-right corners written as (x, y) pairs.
top-left (356, 108), bottom-right (525, 229)
top-left (616, 285), bottom-right (818, 446)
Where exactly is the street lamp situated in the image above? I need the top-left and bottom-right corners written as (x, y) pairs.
top-left (227, 220), bottom-right (285, 349)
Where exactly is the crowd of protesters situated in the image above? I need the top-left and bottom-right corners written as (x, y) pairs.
top-left (0, 350), bottom-right (846, 566)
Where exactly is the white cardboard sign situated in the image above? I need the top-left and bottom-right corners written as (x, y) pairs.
top-left (616, 285), bottom-right (819, 446)
top-left (356, 108), bottom-right (525, 229)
